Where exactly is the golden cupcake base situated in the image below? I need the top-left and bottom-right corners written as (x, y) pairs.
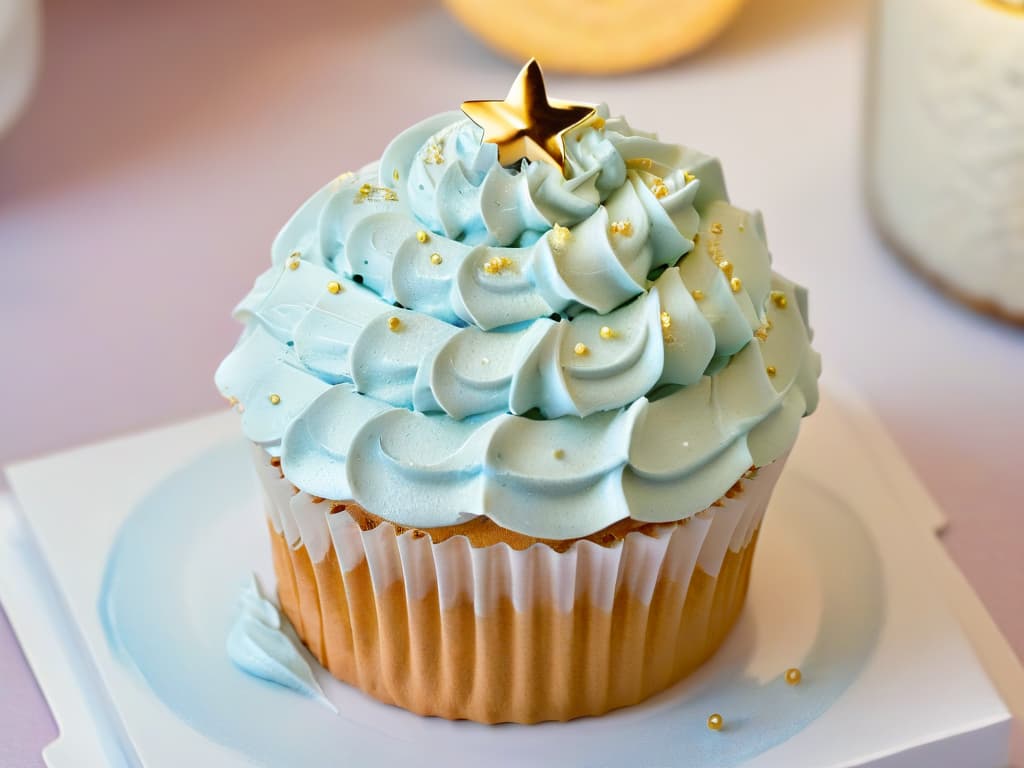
top-left (271, 519), bottom-right (759, 723)
top-left (254, 452), bottom-right (786, 724)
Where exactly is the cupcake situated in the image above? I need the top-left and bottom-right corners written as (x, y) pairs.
top-left (216, 60), bottom-right (820, 724)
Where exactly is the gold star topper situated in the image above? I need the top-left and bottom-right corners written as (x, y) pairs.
top-left (462, 59), bottom-right (596, 174)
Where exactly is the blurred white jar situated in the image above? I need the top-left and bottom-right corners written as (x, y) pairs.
top-left (0, 0), bottom-right (40, 139)
top-left (867, 0), bottom-right (1024, 323)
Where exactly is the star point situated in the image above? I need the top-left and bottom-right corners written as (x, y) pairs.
top-left (462, 59), bottom-right (596, 174)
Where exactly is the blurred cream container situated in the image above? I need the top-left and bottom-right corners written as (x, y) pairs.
top-left (443, 0), bottom-right (748, 74)
top-left (0, 0), bottom-right (40, 138)
top-left (867, 0), bottom-right (1024, 323)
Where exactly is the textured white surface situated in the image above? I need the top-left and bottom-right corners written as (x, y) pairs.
top-left (869, 0), bottom-right (1024, 315)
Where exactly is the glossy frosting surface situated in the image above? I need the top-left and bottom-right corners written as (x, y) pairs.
top-left (216, 107), bottom-right (820, 538)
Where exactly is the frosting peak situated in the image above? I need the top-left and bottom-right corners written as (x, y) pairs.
top-left (217, 105), bottom-right (820, 538)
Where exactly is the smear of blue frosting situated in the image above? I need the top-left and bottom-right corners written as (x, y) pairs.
top-left (226, 575), bottom-right (336, 713)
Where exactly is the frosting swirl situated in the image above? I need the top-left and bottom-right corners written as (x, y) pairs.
top-left (217, 107), bottom-right (820, 539)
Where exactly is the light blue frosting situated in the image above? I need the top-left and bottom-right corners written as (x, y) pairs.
top-left (226, 575), bottom-right (336, 712)
top-left (216, 106), bottom-right (821, 538)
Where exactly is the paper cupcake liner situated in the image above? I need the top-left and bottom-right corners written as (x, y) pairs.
top-left (252, 448), bottom-right (786, 723)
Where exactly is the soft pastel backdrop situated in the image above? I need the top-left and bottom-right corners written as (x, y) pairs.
top-left (1, 0), bottom-right (1021, 765)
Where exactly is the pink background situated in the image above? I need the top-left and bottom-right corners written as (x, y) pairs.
top-left (1, 0), bottom-right (1021, 764)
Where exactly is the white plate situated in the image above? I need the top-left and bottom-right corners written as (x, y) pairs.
top-left (2, 389), bottom-right (1015, 767)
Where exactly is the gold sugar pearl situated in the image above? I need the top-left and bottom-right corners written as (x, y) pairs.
top-left (483, 255), bottom-right (514, 274)
top-left (711, 222), bottom-right (724, 235)
top-left (707, 713), bottom-right (724, 731)
top-left (592, 116), bottom-right (606, 130)
top-left (268, 393), bottom-right (281, 405)
top-left (599, 326), bottom-right (615, 340)
top-left (416, 230), bottom-right (430, 243)
top-left (785, 668), bottom-right (802, 686)
top-left (691, 289), bottom-right (705, 301)
top-left (730, 277), bottom-right (743, 293)
top-left (327, 281), bottom-right (342, 294)
top-left (718, 260), bottom-right (734, 278)
top-left (430, 253), bottom-right (443, 265)
top-left (287, 252), bottom-right (301, 270)
top-left (574, 342), bottom-right (589, 356)
top-left (766, 365), bottom-right (777, 377)
top-left (771, 290), bottom-right (788, 309)
top-left (549, 223), bottom-right (572, 251)
top-left (609, 219), bottom-right (634, 236)
top-left (553, 449), bottom-right (565, 460)
top-left (387, 316), bottom-right (402, 332)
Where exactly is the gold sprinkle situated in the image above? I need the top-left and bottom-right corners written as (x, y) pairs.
top-left (327, 281), bottom-right (342, 294)
top-left (731, 277), bottom-right (743, 293)
top-left (755, 327), bottom-right (769, 341)
top-left (766, 365), bottom-right (777, 377)
top-left (288, 259), bottom-right (300, 271)
top-left (483, 255), bottom-right (514, 274)
top-left (592, 116), bottom-right (606, 130)
top-left (416, 230), bottom-right (429, 243)
top-left (422, 139), bottom-right (444, 165)
top-left (225, 395), bottom-right (239, 408)
top-left (718, 260), bottom-right (734, 278)
top-left (691, 289), bottom-right (705, 301)
top-left (599, 326), bottom-right (615, 340)
top-left (711, 222), bottom-right (723, 235)
top-left (664, 334), bottom-right (675, 344)
top-left (627, 157), bottom-right (653, 170)
top-left (356, 183), bottom-right (398, 203)
top-left (707, 713), bottom-right (724, 731)
top-left (610, 219), bottom-right (634, 236)
top-left (660, 311), bottom-right (672, 329)
top-left (549, 223), bottom-right (572, 251)
top-left (393, 169), bottom-right (400, 182)
top-left (684, 171), bottom-right (696, 183)
top-left (268, 393), bottom-right (281, 405)
top-left (771, 290), bottom-right (788, 309)
top-left (387, 316), bottom-right (401, 332)
top-left (430, 252), bottom-right (443, 265)
top-left (574, 342), bottom-right (589, 356)
top-left (785, 668), bottom-right (802, 686)
top-left (553, 449), bottom-right (565, 460)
